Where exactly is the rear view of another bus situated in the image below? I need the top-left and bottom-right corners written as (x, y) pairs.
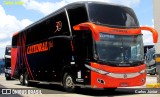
top-left (144, 45), bottom-right (156, 75)
top-left (4, 45), bottom-right (12, 80)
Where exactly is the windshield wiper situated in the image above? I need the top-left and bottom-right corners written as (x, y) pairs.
top-left (98, 59), bottom-right (107, 63)
top-left (98, 60), bottom-right (115, 64)
top-left (127, 60), bottom-right (144, 64)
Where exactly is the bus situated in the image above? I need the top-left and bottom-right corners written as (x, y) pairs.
top-left (144, 45), bottom-right (156, 75)
top-left (0, 59), bottom-right (5, 74)
top-left (11, 1), bottom-right (158, 92)
top-left (4, 45), bottom-right (12, 80)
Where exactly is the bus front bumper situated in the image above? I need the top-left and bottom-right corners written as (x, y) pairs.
top-left (90, 71), bottom-right (146, 88)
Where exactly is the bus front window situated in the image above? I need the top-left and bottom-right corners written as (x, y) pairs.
top-left (96, 33), bottom-right (144, 66)
top-left (88, 3), bottom-right (139, 28)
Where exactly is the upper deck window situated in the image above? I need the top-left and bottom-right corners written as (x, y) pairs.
top-left (88, 3), bottom-right (139, 28)
top-left (67, 5), bottom-right (88, 29)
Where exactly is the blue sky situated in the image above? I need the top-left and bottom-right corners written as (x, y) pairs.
top-left (0, 0), bottom-right (154, 58)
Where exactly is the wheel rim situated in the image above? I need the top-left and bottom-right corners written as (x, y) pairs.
top-left (25, 74), bottom-right (28, 85)
top-left (20, 74), bottom-right (23, 84)
top-left (65, 75), bottom-right (74, 88)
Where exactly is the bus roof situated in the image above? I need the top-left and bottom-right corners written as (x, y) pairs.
top-left (14, 1), bottom-right (132, 36)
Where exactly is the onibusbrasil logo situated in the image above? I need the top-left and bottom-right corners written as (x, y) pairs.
top-left (3, 0), bottom-right (26, 5)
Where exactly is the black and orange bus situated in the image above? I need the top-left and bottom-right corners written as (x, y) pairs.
top-left (11, 1), bottom-right (158, 92)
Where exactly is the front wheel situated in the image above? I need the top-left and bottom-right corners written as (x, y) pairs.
top-left (6, 77), bottom-right (11, 80)
top-left (24, 72), bottom-right (29, 86)
top-left (24, 72), bottom-right (37, 86)
top-left (63, 73), bottom-right (75, 92)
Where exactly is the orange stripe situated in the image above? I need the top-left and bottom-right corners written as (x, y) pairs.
top-left (13, 32), bottom-right (18, 36)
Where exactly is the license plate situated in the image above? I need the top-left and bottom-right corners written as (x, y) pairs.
top-left (120, 82), bottom-right (128, 87)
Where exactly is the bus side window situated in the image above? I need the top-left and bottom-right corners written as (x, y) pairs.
top-left (49, 10), bottom-right (70, 36)
top-left (12, 35), bottom-right (18, 47)
top-left (73, 31), bottom-right (93, 61)
top-left (26, 22), bottom-right (45, 45)
top-left (67, 5), bottom-right (88, 31)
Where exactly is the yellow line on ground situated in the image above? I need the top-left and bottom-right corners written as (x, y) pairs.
top-left (156, 57), bottom-right (160, 62)
top-left (146, 83), bottom-right (160, 88)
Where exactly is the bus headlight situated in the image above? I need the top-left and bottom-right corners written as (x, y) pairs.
top-left (85, 64), bottom-right (110, 75)
top-left (139, 69), bottom-right (145, 74)
top-left (98, 69), bottom-right (110, 75)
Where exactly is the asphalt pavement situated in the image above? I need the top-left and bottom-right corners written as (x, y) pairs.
top-left (0, 73), bottom-right (159, 97)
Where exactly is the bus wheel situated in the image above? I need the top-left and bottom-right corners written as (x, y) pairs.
top-left (24, 72), bottom-right (38, 86)
top-left (6, 77), bottom-right (11, 80)
top-left (24, 72), bottom-right (29, 86)
top-left (19, 74), bottom-right (24, 85)
top-left (63, 73), bottom-right (75, 92)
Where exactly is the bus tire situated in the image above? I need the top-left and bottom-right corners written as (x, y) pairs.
top-left (6, 77), bottom-right (11, 80)
top-left (19, 74), bottom-right (25, 85)
top-left (24, 72), bottom-right (30, 86)
top-left (63, 73), bottom-right (75, 92)
top-left (24, 72), bottom-right (38, 86)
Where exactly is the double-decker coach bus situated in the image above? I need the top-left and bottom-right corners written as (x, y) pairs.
top-left (11, 1), bottom-right (158, 92)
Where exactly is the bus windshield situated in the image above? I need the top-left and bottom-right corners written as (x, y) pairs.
top-left (88, 3), bottom-right (139, 28)
top-left (96, 33), bottom-right (144, 66)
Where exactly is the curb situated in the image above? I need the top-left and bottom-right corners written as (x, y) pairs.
top-left (146, 83), bottom-right (160, 88)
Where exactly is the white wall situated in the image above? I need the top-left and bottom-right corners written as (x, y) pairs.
top-left (153, 0), bottom-right (160, 54)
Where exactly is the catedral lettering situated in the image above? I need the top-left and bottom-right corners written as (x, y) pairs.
top-left (11, 1), bottom-right (158, 93)
top-left (27, 42), bottom-right (48, 54)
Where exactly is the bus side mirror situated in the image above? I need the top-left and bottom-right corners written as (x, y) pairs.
top-left (73, 22), bottom-right (100, 41)
top-left (140, 26), bottom-right (158, 43)
top-left (73, 23), bottom-right (90, 31)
